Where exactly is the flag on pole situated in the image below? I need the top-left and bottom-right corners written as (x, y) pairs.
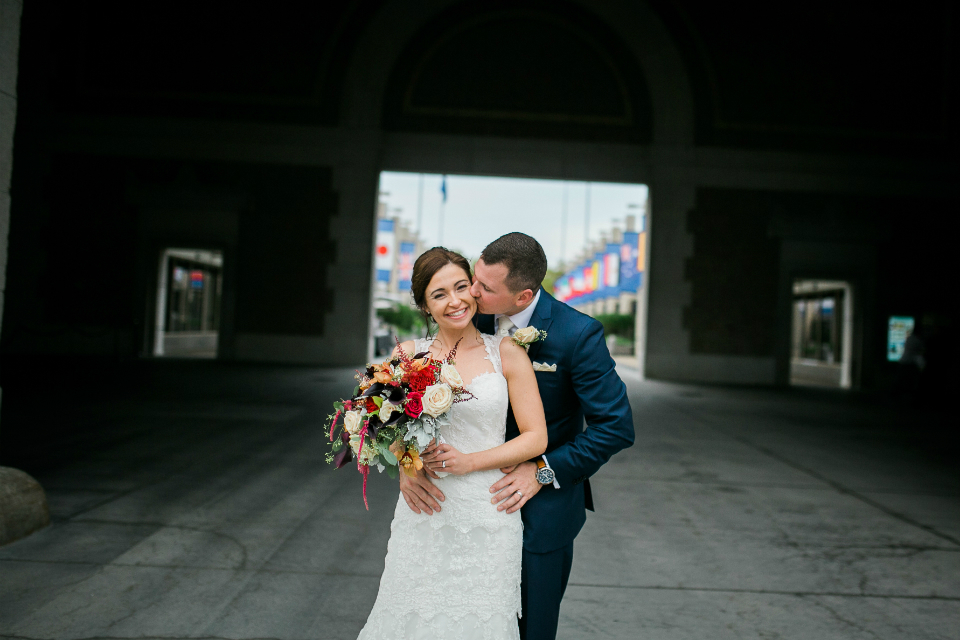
top-left (398, 242), bottom-right (415, 291)
top-left (604, 243), bottom-right (620, 289)
top-left (440, 175), bottom-right (448, 203)
top-left (619, 231), bottom-right (640, 292)
top-left (375, 219), bottom-right (395, 283)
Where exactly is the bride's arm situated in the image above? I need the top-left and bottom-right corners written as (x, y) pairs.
top-left (423, 340), bottom-right (547, 475)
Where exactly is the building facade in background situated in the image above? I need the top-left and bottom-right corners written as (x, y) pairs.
top-left (0, 1), bottom-right (955, 391)
top-left (555, 211), bottom-right (645, 318)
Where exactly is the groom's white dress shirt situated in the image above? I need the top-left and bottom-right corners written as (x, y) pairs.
top-left (494, 289), bottom-right (541, 336)
top-left (493, 289), bottom-right (559, 488)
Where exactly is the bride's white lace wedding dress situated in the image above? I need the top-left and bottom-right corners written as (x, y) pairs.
top-left (357, 334), bottom-right (522, 640)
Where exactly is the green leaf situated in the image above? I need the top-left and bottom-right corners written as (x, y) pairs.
top-left (385, 465), bottom-right (398, 479)
top-left (354, 385), bottom-right (361, 397)
top-left (380, 448), bottom-right (398, 465)
top-left (372, 396), bottom-right (383, 408)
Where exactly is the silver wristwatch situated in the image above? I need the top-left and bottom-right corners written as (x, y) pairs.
top-left (535, 457), bottom-right (555, 485)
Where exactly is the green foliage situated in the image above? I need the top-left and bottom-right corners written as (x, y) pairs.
top-left (377, 304), bottom-right (425, 334)
top-left (380, 447), bottom-right (398, 465)
top-left (595, 314), bottom-right (635, 339)
top-left (544, 268), bottom-right (565, 295)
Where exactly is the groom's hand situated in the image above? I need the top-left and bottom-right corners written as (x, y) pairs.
top-left (490, 461), bottom-right (542, 514)
top-left (399, 468), bottom-right (445, 515)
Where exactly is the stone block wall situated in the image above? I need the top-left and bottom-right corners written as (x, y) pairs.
top-left (683, 189), bottom-right (780, 358)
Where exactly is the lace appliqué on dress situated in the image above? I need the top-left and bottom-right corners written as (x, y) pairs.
top-left (358, 333), bottom-right (521, 640)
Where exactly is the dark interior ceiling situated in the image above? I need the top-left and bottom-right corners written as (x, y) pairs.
top-left (18, 0), bottom-right (957, 155)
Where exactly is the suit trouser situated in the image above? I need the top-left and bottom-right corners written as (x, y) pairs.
top-left (519, 542), bottom-right (575, 640)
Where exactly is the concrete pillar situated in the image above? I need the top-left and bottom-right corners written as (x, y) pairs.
top-left (0, 0), bottom-right (20, 360)
top-left (0, 0), bottom-right (49, 545)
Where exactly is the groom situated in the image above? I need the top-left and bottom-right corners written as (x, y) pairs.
top-left (400, 232), bottom-right (635, 640)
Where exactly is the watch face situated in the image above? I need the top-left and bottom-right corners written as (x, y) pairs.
top-left (536, 467), bottom-right (555, 485)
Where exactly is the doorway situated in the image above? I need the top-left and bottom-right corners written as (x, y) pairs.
top-left (153, 248), bottom-right (223, 358)
top-left (372, 172), bottom-right (649, 366)
top-left (790, 279), bottom-right (853, 388)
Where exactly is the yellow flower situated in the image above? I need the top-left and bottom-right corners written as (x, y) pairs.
top-left (395, 445), bottom-right (424, 478)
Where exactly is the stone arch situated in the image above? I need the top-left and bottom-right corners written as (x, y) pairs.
top-left (381, 3), bottom-right (652, 143)
top-left (339, 0), bottom-right (694, 145)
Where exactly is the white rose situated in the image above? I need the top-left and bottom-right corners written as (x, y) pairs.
top-left (343, 410), bottom-right (363, 435)
top-left (379, 401), bottom-right (397, 423)
top-left (422, 383), bottom-right (454, 418)
top-left (513, 326), bottom-right (540, 344)
top-left (439, 363), bottom-right (464, 388)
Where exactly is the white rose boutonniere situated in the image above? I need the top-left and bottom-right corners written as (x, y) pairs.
top-left (439, 362), bottom-right (464, 389)
top-left (511, 326), bottom-right (547, 351)
top-left (422, 383), bottom-right (454, 418)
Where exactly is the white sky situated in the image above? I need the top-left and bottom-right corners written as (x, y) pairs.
top-left (378, 172), bottom-right (648, 270)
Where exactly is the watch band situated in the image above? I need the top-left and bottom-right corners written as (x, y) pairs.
top-left (536, 458), bottom-right (547, 471)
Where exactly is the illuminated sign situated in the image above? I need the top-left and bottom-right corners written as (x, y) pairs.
top-left (887, 316), bottom-right (915, 362)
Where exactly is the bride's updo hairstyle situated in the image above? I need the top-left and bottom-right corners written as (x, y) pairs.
top-left (411, 247), bottom-right (473, 325)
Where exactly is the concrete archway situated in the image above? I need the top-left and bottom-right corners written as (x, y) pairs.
top-left (333, 0), bottom-right (696, 372)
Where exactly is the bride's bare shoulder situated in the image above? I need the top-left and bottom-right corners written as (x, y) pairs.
top-left (392, 340), bottom-right (418, 359)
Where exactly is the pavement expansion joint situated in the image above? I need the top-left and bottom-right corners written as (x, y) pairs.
top-left (731, 435), bottom-right (960, 548)
top-left (662, 395), bottom-right (960, 548)
top-left (566, 582), bottom-right (960, 601)
top-left (0, 636), bottom-right (290, 640)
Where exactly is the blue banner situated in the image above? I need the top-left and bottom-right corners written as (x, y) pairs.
top-left (398, 242), bottom-right (415, 291)
top-left (620, 232), bottom-right (640, 292)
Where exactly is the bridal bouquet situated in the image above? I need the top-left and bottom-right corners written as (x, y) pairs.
top-left (325, 339), bottom-right (473, 508)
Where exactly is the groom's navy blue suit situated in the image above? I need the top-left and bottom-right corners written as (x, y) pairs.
top-left (477, 289), bottom-right (635, 640)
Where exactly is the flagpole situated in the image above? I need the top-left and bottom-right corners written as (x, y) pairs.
top-left (416, 173), bottom-right (424, 236)
top-left (439, 175), bottom-right (447, 246)
top-left (439, 200), bottom-right (445, 246)
top-left (560, 181), bottom-right (568, 269)
top-left (584, 182), bottom-right (592, 250)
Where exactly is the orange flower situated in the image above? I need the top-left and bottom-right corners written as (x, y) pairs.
top-left (394, 444), bottom-right (424, 478)
top-left (373, 366), bottom-right (393, 384)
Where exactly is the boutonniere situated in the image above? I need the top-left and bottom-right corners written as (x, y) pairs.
top-left (511, 326), bottom-right (547, 351)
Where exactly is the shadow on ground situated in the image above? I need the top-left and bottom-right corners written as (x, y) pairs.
top-left (1, 360), bottom-right (958, 639)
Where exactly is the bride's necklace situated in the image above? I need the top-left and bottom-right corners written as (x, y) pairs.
top-left (431, 328), bottom-right (483, 361)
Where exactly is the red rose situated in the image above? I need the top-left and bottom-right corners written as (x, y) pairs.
top-left (404, 393), bottom-right (424, 418)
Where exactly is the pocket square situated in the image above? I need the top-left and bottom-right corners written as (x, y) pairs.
top-left (532, 362), bottom-right (557, 372)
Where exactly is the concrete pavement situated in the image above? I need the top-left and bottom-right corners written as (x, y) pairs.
top-left (0, 362), bottom-right (957, 639)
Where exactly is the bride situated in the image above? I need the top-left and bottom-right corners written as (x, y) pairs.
top-left (357, 247), bottom-right (548, 640)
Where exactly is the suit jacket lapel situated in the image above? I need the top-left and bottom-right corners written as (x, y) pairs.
top-left (525, 288), bottom-right (554, 362)
top-left (476, 313), bottom-right (495, 335)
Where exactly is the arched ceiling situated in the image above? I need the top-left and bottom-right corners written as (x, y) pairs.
top-left (380, 2), bottom-right (652, 143)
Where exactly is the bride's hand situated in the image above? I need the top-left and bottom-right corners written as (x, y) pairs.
top-left (421, 443), bottom-right (474, 476)
top-left (420, 439), bottom-right (441, 479)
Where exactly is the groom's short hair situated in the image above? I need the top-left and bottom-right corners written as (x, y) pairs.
top-left (480, 232), bottom-right (548, 294)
